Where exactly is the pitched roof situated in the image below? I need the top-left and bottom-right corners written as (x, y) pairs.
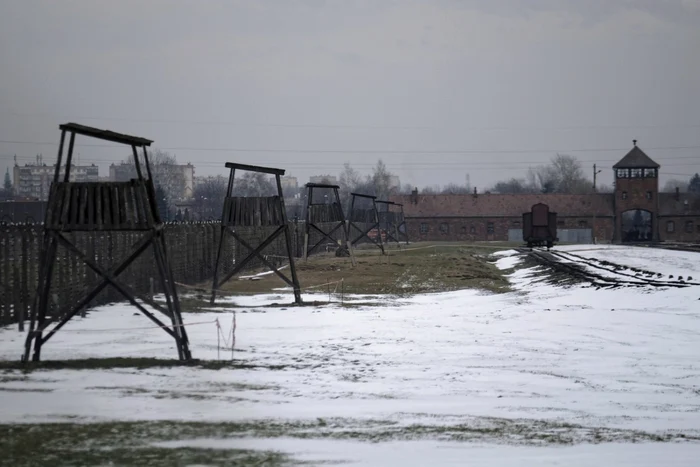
top-left (613, 141), bottom-right (659, 169)
top-left (390, 193), bottom-right (615, 218)
top-left (658, 192), bottom-right (700, 216)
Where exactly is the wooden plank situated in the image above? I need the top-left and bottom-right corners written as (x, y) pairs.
top-left (86, 184), bottom-right (95, 230)
top-left (122, 183), bottom-right (134, 229)
top-left (111, 184), bottom-right (120, 227)
top-left (224, 162), bottom-right (285, 176)
top-left (102, 185), bottom-right (112, 229)
top-left (69, 184), bottom-right (80, 229)
top-left (48, 183), bottom-right (63, 229)
top-left (141, 182), bottom-right (154, 226)
top-left (19, 228), bottom-right (29, 331)
top-left (95, 183), bottom-right (103, 230)
top-left (0, 232), bottom-right (8, 325)
top-left (45, 184), bottom-right (57, 228)
top-left (59, 183), bottom-right (72, 229)
top-left (78, 185), bottom-right (88, 227)
top-left (129, 181), bottom-right (141, 227)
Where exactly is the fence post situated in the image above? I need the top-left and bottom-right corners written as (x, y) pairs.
top-left (14, 266), bottom-right (22, 331)
top-left (19, 229), bottom-right (29, 332)
top-left (2, 228), bottom-right (12, 325)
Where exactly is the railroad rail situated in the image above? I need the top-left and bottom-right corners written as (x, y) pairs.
top-left (520, 247), bottom-right (699, 289)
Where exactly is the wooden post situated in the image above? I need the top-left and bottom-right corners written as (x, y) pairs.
top-left (14, 266), bottom-right (22, 331)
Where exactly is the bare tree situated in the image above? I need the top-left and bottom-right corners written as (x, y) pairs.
top-left (371, 159), bottom-right (393, 200)
top-left (491, 178), bottom-right (534, 194)
top-left (551, 154), bottom-right (589, 193)
top-left (400, 183), bottom-right (415, 194)
top-left (662, 178), bottom-right (689, 193)
top-left (596, 183), bottom-right (614, 193)
top-left (441, 183), bottom-right (472, 194)
top-left (192, 176), bottom-right (227, 220)
top-left (524, 154), bottom-right (590, 193)
top-left (338, 163), bottom-right (362, 206)
top-left (232, 172), bottom-right (276, 197)
top-left (118, 149), bottom-right (187, 202)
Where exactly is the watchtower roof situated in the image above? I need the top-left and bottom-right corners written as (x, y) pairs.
top-left (612, 140), bottom-right (659, 169)
top-left (59, 122), bottom-right (153, 146)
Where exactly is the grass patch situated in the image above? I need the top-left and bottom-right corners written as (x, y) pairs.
top-left (1, 417), bottom-right (697, 466)
top-left (0, 357), bottom-right (304, 374)
top-left (206, 242), bottom-right (511, 298)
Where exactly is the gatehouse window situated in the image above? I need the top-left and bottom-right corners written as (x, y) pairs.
top-left (646, 191), bottom-right (653, 200)
top-left (487, 222), bottom-right (494, 234)
top-left (667, 221), bottom-right (675, 233)
top-left (469, 225), bottom-right (476, 234)
top-left (617, 169), bottom-right (629, 178)
top-left (578, 220), bottom-right (587, 228)
top-left (644, 168), bottom-right (656, 178)
top-left (420, 223), bottom-right (429, 234)
top-left (622, 191), bottom-right (628, 200)
top-left (440, 223), bottom-right (449, 234)
top-left (461, 226), bottom-right (467, 233)
top-left (512, 221), bottom-right (521, 228)
top-left (630, 168), bottom-right (643, 178)
top-left (686, 221), bottom-right (694, 233)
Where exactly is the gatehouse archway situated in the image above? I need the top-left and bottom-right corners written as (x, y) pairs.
top-left (621, 209), bottom-right (652, 242)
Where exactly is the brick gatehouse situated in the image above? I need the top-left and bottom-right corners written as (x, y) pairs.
top-left (391, 142), bottom-right (700, 244)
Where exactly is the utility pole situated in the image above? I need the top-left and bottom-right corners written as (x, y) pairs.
top-left (593, 164), bottom-right (602, 192)
top-left (592, 164), bottom-right (603, 245)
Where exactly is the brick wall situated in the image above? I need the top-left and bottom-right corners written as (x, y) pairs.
top-left (658, 216), bottom-right (700, 242)
top-left (406, 216), bottom-right (615, 243)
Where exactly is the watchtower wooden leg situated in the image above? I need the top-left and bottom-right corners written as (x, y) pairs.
top-left (210, 224), bottom-right (227, 305)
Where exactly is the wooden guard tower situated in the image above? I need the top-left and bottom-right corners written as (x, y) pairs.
top-left (347, 193), bottom-right (385, 254)
top-left (303, 183), bottom-right (356, 265)
top-left (376, 200), bottom-right (409, 246)
top-left (210, 163), bottom-right (302, 305)
top-left (23, 123), bottom-right (191, 362)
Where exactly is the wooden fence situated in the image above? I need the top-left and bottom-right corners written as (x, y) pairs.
top-left (0, 222), bottom-right (304, 327)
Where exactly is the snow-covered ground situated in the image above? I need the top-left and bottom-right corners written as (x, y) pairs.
top-left (2, 246), bottom-right (700, 465)
top-left (556, 244), bottom-right (700, 279)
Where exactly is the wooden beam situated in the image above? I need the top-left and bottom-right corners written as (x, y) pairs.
top-left (224, 162), bottom-right (285, 176)
top-left (59, 122), bottom-right (152, 146)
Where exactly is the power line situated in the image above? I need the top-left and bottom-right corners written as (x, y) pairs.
top-left (6, 112), bottom-right (700, 131)
top-left (8, 157), bottom-right (700, 168)
top-left (1, 139), bottom-right (699, 155)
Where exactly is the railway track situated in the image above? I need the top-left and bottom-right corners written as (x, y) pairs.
top-left (639, 242), bottom-right (700, 254)
top-left (520, 247), bottom-right (699, 289)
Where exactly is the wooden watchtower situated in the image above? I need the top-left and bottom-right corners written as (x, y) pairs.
top-left (303, 183), bottom-right (355, 265)
top-left (347, 193), bottom-right (385, 254)
top-left (210, 163), bottom-right (302, 305)
top-left (376, 200), bottom-right (409, 247)
top-left (23, 123), bottom-right (191, 362)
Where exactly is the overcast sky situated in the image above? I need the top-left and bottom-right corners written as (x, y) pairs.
top-left (1, 0), bottom-right (699, 190)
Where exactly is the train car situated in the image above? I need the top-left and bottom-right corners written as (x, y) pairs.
top-left (522, 203), bottom-right (558, 249)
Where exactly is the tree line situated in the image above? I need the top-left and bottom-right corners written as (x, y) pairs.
top-left (110, 150), bottom-right (700, 220)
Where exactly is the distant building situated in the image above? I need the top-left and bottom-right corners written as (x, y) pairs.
top-left (309, 175), bottom-right (338, 185)
top-left (281, 176), bottom-right (299, 191)
top-left (14, 159), bottom-right (98, 201)
top-left (109, 162), bottom-right (194, 199)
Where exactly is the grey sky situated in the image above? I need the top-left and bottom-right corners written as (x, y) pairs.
top-left (1, 0), bottom-right (699, 190)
